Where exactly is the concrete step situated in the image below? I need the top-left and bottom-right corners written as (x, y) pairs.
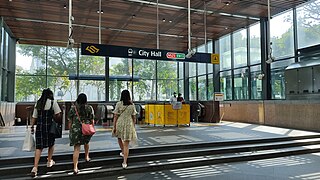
top-left (1, 135), bottom-right (320, 179)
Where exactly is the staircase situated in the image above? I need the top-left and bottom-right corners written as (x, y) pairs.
top-left (1, 134), bottom-right (320, 179)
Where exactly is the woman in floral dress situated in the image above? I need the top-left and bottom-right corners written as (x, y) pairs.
top-left (112, 90), bottom-right (138, 169)
top-left (68, 93), bottom-right (94, 174)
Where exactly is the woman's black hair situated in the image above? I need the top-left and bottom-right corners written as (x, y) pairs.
top-left (120, 90), bottom-right (132, 105)
top-left (36, 88), bottom-right (54, 111)
top-left (76, 93), bottom-right (87, 116)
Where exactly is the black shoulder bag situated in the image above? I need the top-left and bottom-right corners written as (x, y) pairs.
top-left (49, 101), bottom-right (62, 138)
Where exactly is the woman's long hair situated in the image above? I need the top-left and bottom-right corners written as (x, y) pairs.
top-left (120, 90), bottom-right (132, 105)
top-left (36, 88), bottom-right (53, 111)
top-left (76, 93), bottom-right (87, 116)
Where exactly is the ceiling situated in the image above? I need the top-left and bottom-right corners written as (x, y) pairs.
top-left (0, 0), bottom-right (309, 51)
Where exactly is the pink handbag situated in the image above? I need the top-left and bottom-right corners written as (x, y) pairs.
top-left (74, 105), bottom-right (96, 136)
top-left (81, 123), bottom-right (95, 136)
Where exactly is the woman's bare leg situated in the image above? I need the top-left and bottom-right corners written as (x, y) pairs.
top-left (73, 145), bottom-right (81, 171)
top-left (122, 140), bottom-right (130, 165)
top-left (47, 145), bottom-right (54, 161)
top-left (84, 143), bottom-right (90, 161)
top-left (117, 138), bottom-right (124, 153)
top-left (33, 149), bottom-right (43, 168)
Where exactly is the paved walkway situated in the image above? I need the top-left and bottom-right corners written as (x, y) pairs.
top-left (0, 121), bottom-right (318, 159)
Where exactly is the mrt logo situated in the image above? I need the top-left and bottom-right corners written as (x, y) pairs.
top-left (86, 45), bottom-right (100, 54)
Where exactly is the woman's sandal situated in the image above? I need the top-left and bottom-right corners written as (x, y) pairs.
top-left (122, 163), bottom-right (127, 169)
top-left (73, 169), bottom-right (79, 175)
top-left (30, 167), bottom-right (37, 177)
top-left (85, 158), bottom-right (91, 162)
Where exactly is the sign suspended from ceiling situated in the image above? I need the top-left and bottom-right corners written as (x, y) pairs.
top-left (81, 43), bottom-right (217, 64)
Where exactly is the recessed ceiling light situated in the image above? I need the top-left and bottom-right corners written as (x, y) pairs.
top-left (162, 18), bottom-right (166, 22)
top-left (225, 27), bottom-right (228, 29)
top-left (225, 2), bottom-right (231, 6)
top-left (169, 20), bottom-right (172, 23)
top-left (64, 4), bottom-right (67, 8)
top-left (132, 14), bottom-right (136, 18)
top-left (97, 10), bottom-right (104, 14)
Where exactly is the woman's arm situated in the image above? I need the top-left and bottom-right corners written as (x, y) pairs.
top-left (113, 114), bottom-right (118, 132)
top-left (31, 117), bottom-right (37, 133)
top-left (132, 115), bottom-right (136, 125)
top-left (68, 119), bottom-right (72, 129)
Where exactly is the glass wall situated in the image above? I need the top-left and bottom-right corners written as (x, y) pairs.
top-left (16, 45), bottom-right (78, 101)
top-left (220, 35), bottom-right (231, 70)
top-left (220, 71), bottom-right (232, 100)
top-left (157, 61), bottom-right (178, 101)
top-left (109, 57), bottom-right (131, 101)
top-left (270, 10), bottom-right (294, 59)
top-left (234, 68), bottom-right (248, 100)
top-left (16, 46), bottom-right (180, 102)
top-left (233, 29), bottom-right (247, 68)
top-left (271, 59), bottom-right (295, 99)
top-left (250, 23), bottom-right (261, 65)
top-left (297, 0), bottom-right (320, 48)
top-left (250, 65), bottom-right (262, 99)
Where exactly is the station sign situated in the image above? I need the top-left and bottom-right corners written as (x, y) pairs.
top-left (81, 43), bottom-right (212, 63)
top-left (211, 54), bottom-right (220, 64)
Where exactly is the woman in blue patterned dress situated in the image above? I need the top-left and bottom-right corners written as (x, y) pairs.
top-left (68, 93), bottom-right (94, 174)
top-left (30, 88), bottom-right (62, 177)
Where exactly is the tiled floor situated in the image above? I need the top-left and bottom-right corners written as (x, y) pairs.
top-left (0, 121), bottom-right (318, 159)
top-left (1, 121), bottom-right (320, 179)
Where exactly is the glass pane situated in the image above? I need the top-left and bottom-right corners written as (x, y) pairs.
top-left (250, 23), bottom-right (261, 64)
top-left (198, 63), bottom-right (206, 75)
top-left (197, 44), bottom-right (206, 53)
top-left (219, 35), bottom-right (231, 70)
top-left (250, 65), bottom-right (262, 99)
top-left (270, 10), bottom-right (294, 58)
top-left (47, 47), bottom-right (77, 76)
top-left (133, 80), bottom-right (156, 101)
top-left (15, 75), bottom-right (46, 101)
top-left (157, 60), bottom-right (177, 79)
top-left (178, 79), bottom-right (184, 97)
top-left (79, 55), bottom-right (105, 75)
top-left (189, 62), bottom-right (196, 77)
top-left (198, 75), bottom-right (207, 101)
top-left (109, 57), bottom-right (131, 76)
top-left (133, 59), bottom-right (156, 79)
top-left (16, 44), bottom-right (46, 75)
top-left (47, 77), bottom-right (77, 101)
top-left (208, 64), bottom-right (213, 73)
top-left (208, 74), bottom-right (214, 100)
top-left (234, 68), bottom-right (249, 100)
top-left (271, 59), bottom-right (294, 99)
top-left (189, 77), bottom-right (196, 100)
top-left (220, 71), bottom-right (232, 100)
top-left (233, 29), bottom-right (247, 68)
top-left (157, 79), bottom-right (177, 101)
top-left (178, 62), bottom-right (184, 79)
top-left (79, 80), bottom-right (105, 101)
top-left (297, 0), bottom-right (320, 48)
top-left (109, 81), bottom-right (131, 101)
top-left (207, 41), bottom-right (213, 53)
top-left (4, 32), bottom-right (8, 69)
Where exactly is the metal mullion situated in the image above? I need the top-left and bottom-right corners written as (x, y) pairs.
top-left (247, 27), bottom-right (252, 99)
top-left (293, 7), bottom-right (298, 63)
top-left (230, 33), bottom-right (235, 100)
top-left (45, 45), bottom-right (48, 87)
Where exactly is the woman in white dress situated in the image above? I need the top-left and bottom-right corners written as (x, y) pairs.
top-left (112, 90), bottom-right (137, 169)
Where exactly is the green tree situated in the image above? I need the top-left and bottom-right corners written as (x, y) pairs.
top-left (16, 45), bottom-right (105, 101)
